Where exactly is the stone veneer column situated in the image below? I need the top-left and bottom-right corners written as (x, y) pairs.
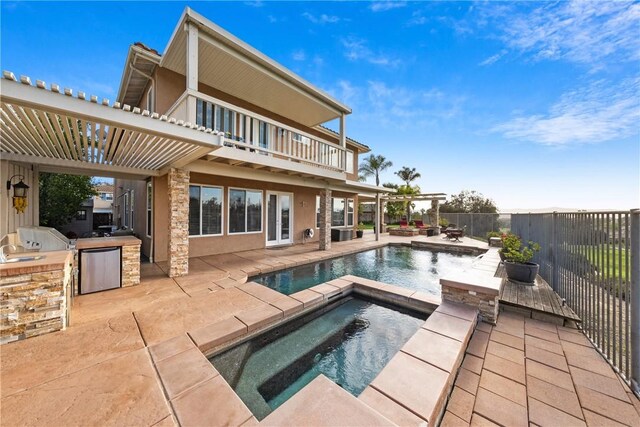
top-left (319, 189), bottom-right (332, 250)
top-left (168, 168), bottom-right (190, 277)
top-left (430, 199), bottom-right (440, 228)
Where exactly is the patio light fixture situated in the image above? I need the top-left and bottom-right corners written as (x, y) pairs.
top-left (6, 175), bottom-right (30, 214)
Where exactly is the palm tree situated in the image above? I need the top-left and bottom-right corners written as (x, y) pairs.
top-left (395, 166), bottom-right (421, 186)
top-left (359, 154), bottom-right (393, 186)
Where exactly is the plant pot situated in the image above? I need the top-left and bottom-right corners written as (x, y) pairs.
top-left (504, 261), bottom-right (539, 284)
top-left (356, 230), bottom-right (364, 238)
top-left (499, 250), bottom-right (506, 262)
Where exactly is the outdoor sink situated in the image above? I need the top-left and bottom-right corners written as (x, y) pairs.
top-left (2, 255), bottom-right (45, 263)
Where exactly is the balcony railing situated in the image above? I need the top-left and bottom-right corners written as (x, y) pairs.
top-left (166, 91), bottom-right (352, 174)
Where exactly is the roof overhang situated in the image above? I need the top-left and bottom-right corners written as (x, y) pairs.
top-left (161, 8), bottom-right (351, 127)
top-left (0, 73), bottom-right (223, 179)
top-left (116, 44), bottom-right (161, 107)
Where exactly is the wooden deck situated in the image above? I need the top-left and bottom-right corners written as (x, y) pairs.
top-left (496, 264), bottom-right (581, 324)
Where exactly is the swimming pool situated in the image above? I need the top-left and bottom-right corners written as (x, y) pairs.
top-left (210, 296), bottom-right (425, 420)
top-left (252, 245), bottom-right (476, 296)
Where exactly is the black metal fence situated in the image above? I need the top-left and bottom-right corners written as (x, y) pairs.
top-left (511, 211), bottom-right (639, 394)
top-left (435, 213), bottom-right (510, 239)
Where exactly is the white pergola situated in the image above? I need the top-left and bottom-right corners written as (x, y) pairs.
top-left (0, 72), bottom-right (225, 179)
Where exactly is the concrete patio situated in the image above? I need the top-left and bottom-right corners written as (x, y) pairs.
top-left (1, 233), bottom-right (638, 426)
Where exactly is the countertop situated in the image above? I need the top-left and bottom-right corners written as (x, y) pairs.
top-left (0, 250), bottom-right (73, 278)
top-left (75, 236), bottom-right (141, 250)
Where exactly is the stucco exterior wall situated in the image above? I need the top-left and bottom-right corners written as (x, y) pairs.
top-left (113, 178), bottom-right (153, 259)
top-left (150, 171), bottom-right (358, 262)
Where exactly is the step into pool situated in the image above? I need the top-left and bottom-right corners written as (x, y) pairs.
top-left (252, 245), bottom-right (475, 296)
top-left (210, 296), bottom-right (426, 420)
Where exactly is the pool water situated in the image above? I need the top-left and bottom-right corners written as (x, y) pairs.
top-left (252, 245), bottom-right (476, 296)
top-left (210, 296), bottom-right (426, 420)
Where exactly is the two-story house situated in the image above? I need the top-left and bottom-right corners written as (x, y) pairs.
top-left (0, 7), bottom-right (384, 278)
top-left (113, 8), bottom-right (381, 269)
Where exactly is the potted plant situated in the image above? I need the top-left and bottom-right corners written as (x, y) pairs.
top-left (500, 234), bottom-right (541, 284)
top-left (356, 223), bottom-right (365, 238)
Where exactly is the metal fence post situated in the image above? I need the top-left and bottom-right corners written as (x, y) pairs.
top-left (631, 209), bottom-right (640, 396)
top-left (552, 211), bottom-right (558, 292)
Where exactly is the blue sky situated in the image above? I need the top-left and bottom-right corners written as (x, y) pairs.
top-left (2, 1), bottom-right (638, 210)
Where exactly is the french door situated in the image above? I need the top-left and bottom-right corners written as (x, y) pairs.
top-left (266, 192), bottom-right (293, 246)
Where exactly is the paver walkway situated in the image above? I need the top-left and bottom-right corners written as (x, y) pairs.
top-left (4, 232), bottom-right (637, 426)
top-left (443, 311), bottom-right (640, 427)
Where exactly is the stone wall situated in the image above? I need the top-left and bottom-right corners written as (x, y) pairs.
top-left (168, 168), bottom-right (190, 277)
top-left (318, 189), bottom-right (332, 250)
top-left (122, 244), bottom-right (141, 287)
top-left (1, 265), bottom-right (70, 344)
top-left (441, 286), bottom-right (499, 325)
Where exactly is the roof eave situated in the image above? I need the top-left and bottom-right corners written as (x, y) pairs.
top-left (160, 7), bottom-right (352, 116)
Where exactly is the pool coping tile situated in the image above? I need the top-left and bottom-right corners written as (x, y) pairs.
top-left (188, 316), bottom-right (247, 355)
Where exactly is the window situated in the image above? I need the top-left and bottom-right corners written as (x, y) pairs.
top-left (327, 197), bottom-right (355, 227)
top-left (331, 198), bottom-right (345, 227)
top-left (229, 188), bottom-right (262, 234)
top-left (316, 196), bottom-right (321, 228)
top-left (346, 150), bottom-right (354, 173)
top-left (292, 132), bottom-right (311, 145)
top-left (146, 182), bottom-right (152, 237)
top-left (189, 185), bottom-right (223, 236)
top-left (76, 210), bottom-right (87, 220)
top-left (100, 192), bottom-right (113, 201)
top-left (347, 199), bottom-right (354, 227)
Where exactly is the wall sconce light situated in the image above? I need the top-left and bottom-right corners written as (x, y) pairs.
top-left (6, 175), bottom-right (30, 214)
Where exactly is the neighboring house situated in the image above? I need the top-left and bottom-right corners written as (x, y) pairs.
top-left (59, 198), bottom-right (94, 238)
top-left (58, 184), bottom-right (114, 238)
top-left (1, 7), bottom-right (383, 277)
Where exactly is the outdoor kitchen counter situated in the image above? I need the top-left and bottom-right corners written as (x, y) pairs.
top-left (0, 250), bottom-right (73, 278)
top-left (1, 250), bottom-right (73, 344)
top-left (75, 236), bottom-right (141, 289)
top-left (75, 236), bottom-right (141, 250)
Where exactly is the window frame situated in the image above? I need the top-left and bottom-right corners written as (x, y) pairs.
top-left (347, 198), bottom-right (355, 227)
top-left (227, 187), bottom-right (263, 235)
top-left (76, 209), bottom-right (87, 221)
top-left (188, 184), bottom-right (225, 238)
top-left (123, 193), bottom-right (129, 228)
top-left (316, 195), bottom-right (321, 229)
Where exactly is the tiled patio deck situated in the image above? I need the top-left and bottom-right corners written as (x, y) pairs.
top-left (443, 312), bottom-right (640, 427)
top-left (1, 232), bottom-right (638, 426)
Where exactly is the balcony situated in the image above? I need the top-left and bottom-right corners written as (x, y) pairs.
top-left (166, 90), bottom-right (354, 180)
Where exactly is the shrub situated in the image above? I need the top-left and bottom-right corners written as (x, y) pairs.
top-left (501, 233), bottom-right (540, 263)
top-left (486, 231), bottom-right (501, 240)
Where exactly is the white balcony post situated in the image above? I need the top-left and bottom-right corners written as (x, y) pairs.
top-left (185, 21), bottom-right (199, 123)
top-left (375, 193), bottom-right (381, 241)
top-left (186, 21), bottom-right (199, 91)
top-left (339, 112), bottom-right (346, 170)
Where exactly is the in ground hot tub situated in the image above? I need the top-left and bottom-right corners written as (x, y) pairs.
top-left (210, 296), bottom-right (426, 420)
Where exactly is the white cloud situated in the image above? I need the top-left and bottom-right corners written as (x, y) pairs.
top-left (327, 80), bottom-right (465, 130)
top-left (369, 1), bottom-right (407, 13)
top-left (492, 78), bottom-right (640, 146)
top-left (244, 1), bottom-right (263, 7)
top-left (407, 10), bottom-right (427, 26)
top-left (341, 37), bottom-right (401, 68)
top-left (477, 1), bottom-right (640, 66)
top-left (479, 49), bottom-right (508, 66)
top-left (302, 12), bottom-right (341, 25)
top-left (292, 49), bottom-right (306, 61)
